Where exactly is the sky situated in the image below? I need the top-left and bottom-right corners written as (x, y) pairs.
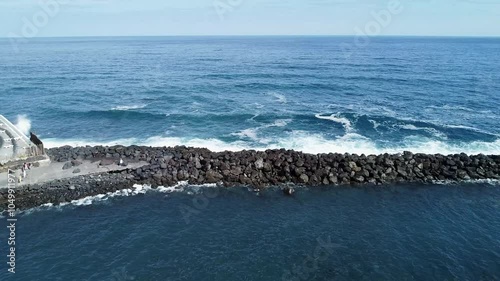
top-left (1, 0), bottom-right (500, 37)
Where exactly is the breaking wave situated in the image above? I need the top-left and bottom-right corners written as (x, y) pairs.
top-left (315, 113), bottom-right (353, 132)
top-left (268, 92), bottom-right (287, 104)
top-left (17, 182), bottom-right (220, 216)
top-left (111, 104), bottom-right (147, 111)
top-left (43, 132), bottom-right (500, 155)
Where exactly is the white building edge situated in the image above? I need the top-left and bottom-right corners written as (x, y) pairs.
top-left (0, 115), bottom-right (48, 166)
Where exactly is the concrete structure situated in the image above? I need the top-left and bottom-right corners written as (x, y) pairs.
top-left (0, 115), bottom-right (47, 166)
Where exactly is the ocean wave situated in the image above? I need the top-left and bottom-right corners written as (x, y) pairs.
top-left (44, 132), bottom-right (500, 155)
top-left (111, 104), bottom-right (147, 111)
top-left (368, 119), bottom-right (381, 130)
top-left (232, 119), bottom-right (292, 144)
top-left (67, 109), bottom-right (165, 120)
top-left (442, 124), bottom-right (500, 137)
top-left (64, 110), bottom-right (266, 124)
top-left (426, 105), bottom-right (492, 113)
top-left (17, 182), bottom-right (220, 215)
top-left (433, 179), bottom-right (500, 186)
top-left (333, 112), bottom-right (499, 140)
top-left (397, 124), bottom-right (448, 139)
top-left (233, 128), bottom-right (260, 142)
top-left (315, 113), bottom-right (353, 132)
top-left (268, 92), bottom-right (287, 104)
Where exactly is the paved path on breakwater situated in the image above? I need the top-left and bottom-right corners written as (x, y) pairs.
top-left (0, 145), bottom-right (499, 211)
top-left (0, 160), bottom-right (148, 188)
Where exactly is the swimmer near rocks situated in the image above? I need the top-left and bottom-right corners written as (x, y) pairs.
top-left (283, 187), bottom-right (295, 196)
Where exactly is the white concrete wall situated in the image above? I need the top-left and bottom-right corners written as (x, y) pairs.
top-left (0, 115), bottom-right (37, 163)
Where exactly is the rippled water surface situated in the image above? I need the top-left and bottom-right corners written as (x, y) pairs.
top-left (1, 184), bottom-right (499, 281)
top-left (1, 36), bottom-right (499, 280)
top-left (0, 36), bottom-right (499, 154)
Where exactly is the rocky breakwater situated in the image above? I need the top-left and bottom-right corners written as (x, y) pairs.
top-left (1, 173), bottom-right (132, 211)
top-left (1, 145), bottom-right (499, 211)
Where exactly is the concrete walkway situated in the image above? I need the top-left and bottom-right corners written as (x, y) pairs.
top-left (0, 129), bottom-right (14, 161)
top-left (0, 160), bottom-right (148, 188)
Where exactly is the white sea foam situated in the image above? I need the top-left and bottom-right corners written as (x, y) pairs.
top-left (434, 179), bottom-right (500, 186)
top-left (111, 104), bottom-right (147, 111)
top-left (254, 103), bottom-right (265, 109)
top-left (44, 132), bottom-right (500, 156)
top-left (268, 92), bottom-right (287, 104)
top-left (426, 105), bottom-right (492, 114)
top-left (398, 124), bottom-right (447, 139)
top-left (233, 129), bottom-right (260, 141)
top-left (443, 124), bottom-right (500, 137)
top-left (427, 105), bottom-right (470, 111)
top-left (44, 138), bottom-right (139, 148)
top-left (67, 184), bottom-right (157, 207)
top-left (65, 182), bottom-right (219, 206)
top-left (270, 119), bottom-right (291, 127)
top-left (17, 182), bottom-right (220, 215)
top-left (157, 181), bottom-right (217, 193)
top-left (249, 114), bottom-right (259, 121)
top-left (14, 114), bottom-right (31, 136)
top-left (399, 124), bottom-right (418, 130)
top-left (368, 119), bottom-right (381, 130)
top-left (232, 119), bottom-right (292, 144)
top-left (444, 125), bottom-right (480, 130)
top-left (315, 113), bottom-right (353, 132)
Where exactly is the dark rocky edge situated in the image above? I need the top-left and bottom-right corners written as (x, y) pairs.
top-left (1, 145), bottom-right (499, 211)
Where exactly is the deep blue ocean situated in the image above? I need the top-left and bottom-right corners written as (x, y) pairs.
top-left (0, 36), bottom-right (499, 154)
top-left (0, 36), bottom-right (499, 280)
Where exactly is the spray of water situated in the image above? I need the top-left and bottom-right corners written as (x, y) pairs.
top-left (15, 115), bottom-right (32, 136)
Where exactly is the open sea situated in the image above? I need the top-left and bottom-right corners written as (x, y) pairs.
top-left (0, 36), bottom-right (499, 280)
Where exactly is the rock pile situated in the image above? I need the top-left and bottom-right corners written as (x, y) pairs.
top-left (47, 145), bottom-right (500, 187)
top-left (0, 145), bottom-right (498, 211)
top-left (1, 173), bottom-right (131, 210)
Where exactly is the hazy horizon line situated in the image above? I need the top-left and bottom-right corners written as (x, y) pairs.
top-left (2, 34), bottom-right (500, 39)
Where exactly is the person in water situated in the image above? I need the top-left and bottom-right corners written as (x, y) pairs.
top-left (283, 187), bottom-right (295, 196)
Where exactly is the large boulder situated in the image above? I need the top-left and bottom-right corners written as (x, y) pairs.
top-left (99, 159), bottom-right (115, 166)
top-left (255, 158), bottom-right (264, 170)
top-left (62, 162), bottom-right (73, 170)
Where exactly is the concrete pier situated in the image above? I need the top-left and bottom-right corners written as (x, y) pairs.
top-left (0, 115), bottom-right (48, 168)
top-left (0, 145), bottom-right (499, 211)
top-left (0, 115), bottom-right (32, 162)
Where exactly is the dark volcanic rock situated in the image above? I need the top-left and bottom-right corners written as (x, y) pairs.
top-left (100, 159), bottom-right (115, 166)
top-left (4, 145), bottom-right (497, 211)
top-left (62, 162), bottom-right (73, 170)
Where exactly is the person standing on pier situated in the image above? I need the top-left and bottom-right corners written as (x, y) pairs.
top-left (22, 163), bottom-right (27, 178)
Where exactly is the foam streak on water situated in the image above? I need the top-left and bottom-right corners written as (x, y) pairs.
top-left (42, 135), bottom-right (500, 155)
top-left (0, 36), bottom-right (499, 281)
top-left (0, 37), bottom-right (498, 156)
